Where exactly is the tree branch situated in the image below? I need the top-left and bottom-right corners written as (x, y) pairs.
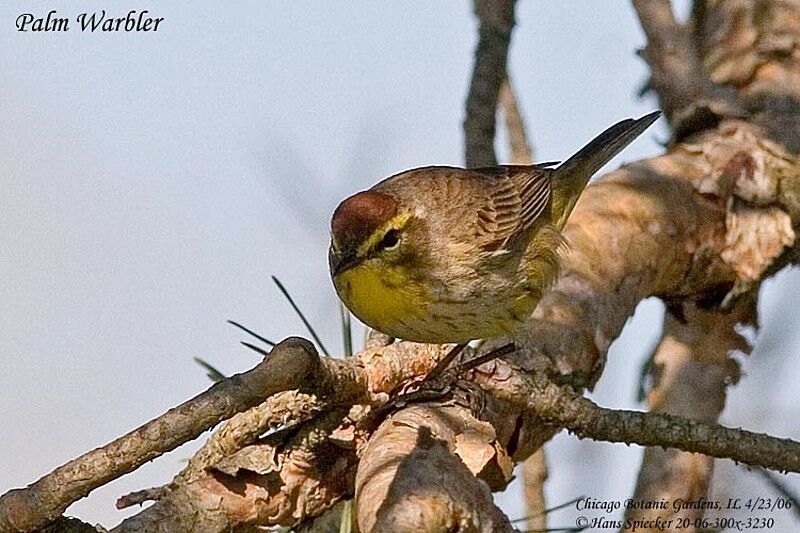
top-left (4, 3), bottom-right (800, 532)
top-left (520, 449), bottom-right (548, 533)
top-left (481, 368), bottom-right (800, 473)
top-left (695, 0), bottom-right (800, 152)
top-left (633, 0), bottom-right (746, 140)
top-left (0, 337), bottom-right (323, 533)
top-left (6, 96), bottom-right (799, 533)
top-left (112, 409), bottom-right (355, 532)
top-left (176, 390), bottom-right (323, 485)
top-left (498, 76), bottom-right (533, 165)
top-left (109, 342), bottom-right (453, 532)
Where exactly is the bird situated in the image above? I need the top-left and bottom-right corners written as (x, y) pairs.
top-left (329, 111), bottom-right (660, 345)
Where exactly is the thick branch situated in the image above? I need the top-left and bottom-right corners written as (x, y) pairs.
top-left (509, 122), bottom-right (797, 383)
top-left (111, 342), bottom-right (453, 532)
top-left (8, 119), bottom-right (797, 533)
top-left (39, 517), bottom-right (100, 533)
top-left (6, 4), bottom-right (800, 532)
top-left (175, 390), bottom-right (323, 485)
top-left (696, 0), bottom-right (800, 151)
top-left (112, 409), bottom-right (354, 533)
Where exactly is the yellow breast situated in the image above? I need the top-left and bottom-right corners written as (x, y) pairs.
top-left (334, 261), bottom-right (542, 343)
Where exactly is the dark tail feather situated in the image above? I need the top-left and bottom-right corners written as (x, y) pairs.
top-left (551, 111), bottom-right (661, 228)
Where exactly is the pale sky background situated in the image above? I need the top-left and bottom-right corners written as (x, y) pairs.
top-left (2, 1), bottom-right (799, 530)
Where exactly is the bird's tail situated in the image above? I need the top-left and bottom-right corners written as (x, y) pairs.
top-left (551, 111), bottom-right (661, 229)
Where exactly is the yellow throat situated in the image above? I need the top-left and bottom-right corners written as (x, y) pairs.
top-left (333, 261), bottom-right (427, 338)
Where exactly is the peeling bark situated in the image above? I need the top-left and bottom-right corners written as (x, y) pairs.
top-left (356, 407), bottom-right (514, 533)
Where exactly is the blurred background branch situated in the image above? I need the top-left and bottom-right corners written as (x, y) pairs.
top-left (464, 0), bottom-right (516, 167)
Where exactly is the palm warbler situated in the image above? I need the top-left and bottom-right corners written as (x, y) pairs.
top-left (329, 112), bottom-right (660, 343)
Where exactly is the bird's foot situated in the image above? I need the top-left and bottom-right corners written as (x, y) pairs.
top-left (362, 342), bottom-right (516, 426)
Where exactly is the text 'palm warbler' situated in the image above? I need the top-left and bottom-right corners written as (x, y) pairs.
top-left (329, 111), bottom-right (660, 344)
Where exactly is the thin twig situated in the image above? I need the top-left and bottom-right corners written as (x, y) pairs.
top-left (511, 496), bottom-right (584, 523)
top-left (459, 342), bottom-right (515, 373)
top-left (752, 467), bottom-right (800, 520)
top-left (499, 76), bottom-right (533, 165)
top-left (517, 452), bottom-right (551, 532)
top-left (116, 486), bottom-right (166, 509)
top-left (424, 343), bottom-right (467, 381)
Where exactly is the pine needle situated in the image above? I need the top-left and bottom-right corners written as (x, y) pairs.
top-left (338, 500), bottom-right (353, 533)
top-left (241, 341), bottom-right (271, 358)
top-left (272, 275), bottom-right (330, 356)
top-left (339, 302), bottom-right (353, 357)
top-left (227, 319), bottom-right (277, 347)
top-left (193, 357), bottom-right (227, 382)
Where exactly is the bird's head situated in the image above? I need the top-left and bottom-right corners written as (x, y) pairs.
top-left (329, 190), bottom-right (417, 279)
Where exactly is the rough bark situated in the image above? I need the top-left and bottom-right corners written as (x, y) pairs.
top-left (481, 364), bottom-right (800, 472)
top-left (615, 2), bottom-right (800, 530)
top-left (632, 0), bottom-right (746, 139)
top-left (110, 342), bottom-right (452, 532)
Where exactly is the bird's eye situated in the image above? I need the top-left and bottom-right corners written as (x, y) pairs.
top-left (380, 229), bottom-right (400, 250)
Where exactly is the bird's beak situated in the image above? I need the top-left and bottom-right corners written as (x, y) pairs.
top-left (329, 249), bottom-right (361, 277)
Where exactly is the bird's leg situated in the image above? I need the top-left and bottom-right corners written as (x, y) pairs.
top-left (455, 342), bottom-right (515, 374)
top-left (359, 344), bottom-right (466, 426)
top-left (423, 343), bottom-right (468, 382)
top-left (361, 342), bottom-right (517, 427)
top-left (424, 342), bottom-right (516, 384)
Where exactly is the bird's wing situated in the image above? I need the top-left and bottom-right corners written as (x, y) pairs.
top-left (473, 164), bottom-right (554, 252)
